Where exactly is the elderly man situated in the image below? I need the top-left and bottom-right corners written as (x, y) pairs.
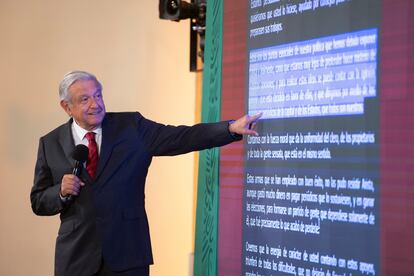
top-left (31, 71), bottom-right (260, 276)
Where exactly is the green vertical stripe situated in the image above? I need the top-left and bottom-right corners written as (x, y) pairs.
top-left (193, 0), bottom-right (223, 275)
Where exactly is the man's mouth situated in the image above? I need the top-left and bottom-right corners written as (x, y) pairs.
top-left (88, 109), bottom-right (103, 116)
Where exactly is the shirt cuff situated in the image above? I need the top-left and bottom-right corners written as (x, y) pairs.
top-left (59, 192), bottom-right (70, 203)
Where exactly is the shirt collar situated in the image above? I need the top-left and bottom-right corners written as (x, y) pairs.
top-left (72, 120), bottom-right (102, 140)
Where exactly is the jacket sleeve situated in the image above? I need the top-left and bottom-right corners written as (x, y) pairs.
top-left (30, 137), bottom-right (65, 216)
top-left (136, 114), bottom-right (242, 156)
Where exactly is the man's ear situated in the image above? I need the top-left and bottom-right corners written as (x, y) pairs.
top-left (60, 100), bottom-right (72, 117)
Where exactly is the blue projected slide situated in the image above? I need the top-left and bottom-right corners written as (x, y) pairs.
top-left (248, 29), bottom-right (378, 119)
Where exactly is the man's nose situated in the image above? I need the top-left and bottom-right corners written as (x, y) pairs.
top-left (89, 97), bottom-right (99, 107)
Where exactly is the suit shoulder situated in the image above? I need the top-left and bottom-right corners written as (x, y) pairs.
top-left (101, 112), bottom-right (145, 135)
top-left (103, 112), bottom-right (148, 129)
top-left (104, 112), bottom-right (143, 121)
top-left (40, 121), bottom-right (70, 141)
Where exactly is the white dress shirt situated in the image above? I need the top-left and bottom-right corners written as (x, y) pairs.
top-left (71, 120), bottom-right (102, 154)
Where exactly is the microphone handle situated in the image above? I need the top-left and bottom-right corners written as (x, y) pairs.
top-left (67, 162), bottom-right (82, 201)
top-left (73, 165), bottom-right (82, 176)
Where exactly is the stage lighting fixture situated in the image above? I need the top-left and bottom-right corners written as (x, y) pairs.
top-left (159, 0), bottom-right (198, 21)
top-left (159, 0), bottom-right (206, 72)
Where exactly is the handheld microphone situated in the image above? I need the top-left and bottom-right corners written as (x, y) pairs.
top-left (67, 144), bottom-right (89, 200)
top-left (72, 144), bottom-right (89, 176)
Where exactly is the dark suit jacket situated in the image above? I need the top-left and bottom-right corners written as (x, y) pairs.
top-left (31, 112), bottom-right (240, 276)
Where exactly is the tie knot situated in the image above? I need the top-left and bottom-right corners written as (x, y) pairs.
top-left (85, 132), bottom-right (95, 142)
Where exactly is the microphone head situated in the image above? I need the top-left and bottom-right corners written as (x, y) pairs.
top-left (72, 144), bottom-right (89, 162)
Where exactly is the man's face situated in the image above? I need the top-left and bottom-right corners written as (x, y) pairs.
top-left (60, 79), bottom-right (106, 130)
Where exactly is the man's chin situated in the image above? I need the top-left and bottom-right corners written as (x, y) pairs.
top-left (87, 116), bottom-right (104, 128)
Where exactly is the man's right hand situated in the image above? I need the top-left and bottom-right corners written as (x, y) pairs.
top-left (60, 174), bottom-right (85, 197)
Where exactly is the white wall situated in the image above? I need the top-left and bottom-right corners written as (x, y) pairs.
top-left (0, 1), bottom-right (197, 275)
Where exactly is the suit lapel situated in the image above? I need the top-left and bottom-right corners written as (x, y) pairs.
top-left (58, 118), bottom-right (92, 182)
top-left (59, 119), bottom-right (76, 168)
top-left (95, 115), bottom-right (116, 179)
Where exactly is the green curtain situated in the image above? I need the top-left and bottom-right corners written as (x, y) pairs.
top-left (193, 0), bottom-right (223, 275)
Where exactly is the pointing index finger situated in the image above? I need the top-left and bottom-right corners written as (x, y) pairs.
top-left (248, 112), bottom-right (262, 123)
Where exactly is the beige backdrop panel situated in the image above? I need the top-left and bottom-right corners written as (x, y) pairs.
top-left (0, 1), bottom-right (196, 275)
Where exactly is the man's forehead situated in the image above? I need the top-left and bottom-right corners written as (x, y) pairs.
top-left (69, 79), bottom-right (101, 93)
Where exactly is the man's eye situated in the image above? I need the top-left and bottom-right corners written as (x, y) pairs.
top-left (80, 97), bottom-right (89, 103)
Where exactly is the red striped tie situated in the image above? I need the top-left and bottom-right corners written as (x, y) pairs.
top-left (85, 132), bottom-right (98, 179)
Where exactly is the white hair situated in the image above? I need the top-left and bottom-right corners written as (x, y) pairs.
top-left (59, 70), bottom-right (102, 101)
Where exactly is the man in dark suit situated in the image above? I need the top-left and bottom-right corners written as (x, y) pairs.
top-left (30, 71), bottom-right (260, 276)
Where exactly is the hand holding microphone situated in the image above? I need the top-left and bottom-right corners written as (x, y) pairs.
top-left (60, 144), bottom-right (89, 201)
